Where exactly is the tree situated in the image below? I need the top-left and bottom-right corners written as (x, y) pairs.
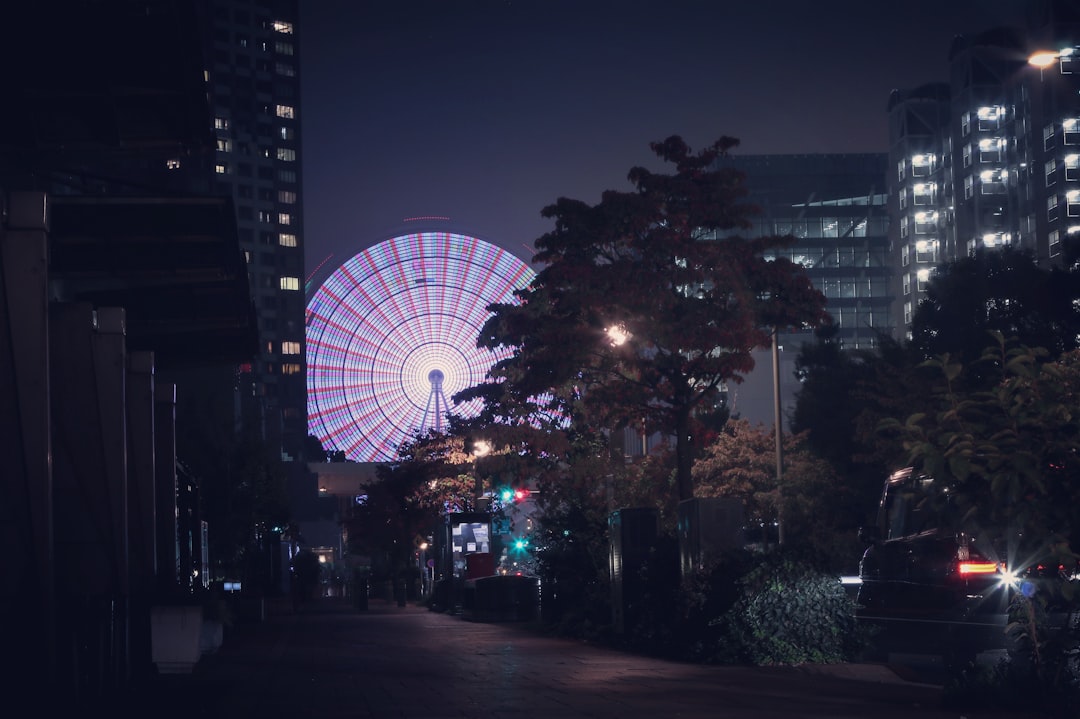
top-left (458, 136), bottom-right (827, 502)
top-left (692, 418), bottom-right (858, 569)
top-left (910, 245), bottom-right (1080, 369)
top-left (880, 336), bottom-right (1080, 568)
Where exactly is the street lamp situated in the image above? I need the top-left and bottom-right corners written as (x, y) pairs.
top-left (471, 439), bottom-right (491, 507)
top-left (772, 327), bottom-right (784, 546)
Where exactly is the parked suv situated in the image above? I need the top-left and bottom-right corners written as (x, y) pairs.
top-left (856, 467), bottom-right (1017, 658)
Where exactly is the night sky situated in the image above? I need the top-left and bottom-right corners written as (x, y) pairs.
top-left (298, 0), bottom-right (1023, 278)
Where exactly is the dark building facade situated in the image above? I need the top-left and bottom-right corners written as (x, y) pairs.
top-left (0, 0), bottom-right (305, 702)
top-left (699, 153), bottom-right (892, 434)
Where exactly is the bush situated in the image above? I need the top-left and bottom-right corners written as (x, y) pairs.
top-left (708, 549), bottom-right (868, 666)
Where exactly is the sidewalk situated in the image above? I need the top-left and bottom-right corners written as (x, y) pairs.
top-left (94, 596), bottom-right (1039, 719)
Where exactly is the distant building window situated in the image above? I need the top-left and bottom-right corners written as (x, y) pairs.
top-left (279, 233), bottom-right (297, 247)
top-left (258, 210), bottom-right (273, 223)
top-left (911, 153), bottom-right (934, 177)
top-left (278, 213), bottom-right (292, 226)
top-left (275, 41), bottom-right (294, 56)
top-left (897, 159), bottom-right (906, 182)
top-left (1045, 124), bottom-right (1057, 151)
top-left (278, 169), bottom-right (297, 183)
top-left (278, 190), bottom-right (297, 204)
top-left (277, 148), bottom-right (296, 161)
top-left (215, 117), bottom-right (230, 130)
top-left (166, 158), bottom-right (181, 170)
top-left (1066, 153), bottom-right (1080, 182)
top-left (215, 163), bottom-right (228, 174)
top-left (276, 62), bottom-right (295, 77)
top-left (281, 341), bottom-right (301, 355)
top-left (282, 363), bottom-right (302, 375)
top-left (1047, 158), bottom-right (1059, 186)
top-left (280, 276), bottom-right (300, 291)
top-left (276, 104), bottom-right (295, 119)
top-left (279, 126), bottom-right (294, 141)
top-left (272, 20), bottom-right (294, 34)
top-left (1048, 194), bottom-right (1060, 222)
top-left (1065, 118), bottom-right (1079, 145)
top-left (216, 138), bottom-right (232, 153)
top-left (1050, 229), bottom-right (1061, 258)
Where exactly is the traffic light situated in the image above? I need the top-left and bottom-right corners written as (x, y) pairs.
top-left (498, 486), bottom-right (531, 503)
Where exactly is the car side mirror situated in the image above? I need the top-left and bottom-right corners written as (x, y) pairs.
top-left (858, 526), bottom-right (880, 544)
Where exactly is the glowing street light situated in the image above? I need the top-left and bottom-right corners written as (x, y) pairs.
top-left (606, 324), bottom-right (630, 346)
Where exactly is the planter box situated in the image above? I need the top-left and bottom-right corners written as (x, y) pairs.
top-left (150, 605), bottom-right (203, 673)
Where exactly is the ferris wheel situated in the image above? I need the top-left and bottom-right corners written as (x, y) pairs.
top-left (305, 231), bottom-right (535, 462)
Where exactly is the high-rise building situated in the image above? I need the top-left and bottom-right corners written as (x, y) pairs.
top-left (887, 0), bottom-right (1080, 334)
top-left (198, 0), bottom-right (307, 464)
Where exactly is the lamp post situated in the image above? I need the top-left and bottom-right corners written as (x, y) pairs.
top-left (471, 439), bottom-right (491, 509)
top-left (772, 326), bottom-right (784, 546)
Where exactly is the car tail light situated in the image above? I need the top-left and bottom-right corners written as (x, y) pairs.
top-left (957, 561), bottom-right (1000, 575)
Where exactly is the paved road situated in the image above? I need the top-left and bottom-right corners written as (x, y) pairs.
top-left (95, 597), bottom-right (1041, 719)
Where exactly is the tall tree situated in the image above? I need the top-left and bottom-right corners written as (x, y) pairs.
top-left (458, 136), bottom-right (827, 502)
top-left (910, 245), bottom-right (1080, 368)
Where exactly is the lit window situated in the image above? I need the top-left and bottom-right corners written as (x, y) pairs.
top-left (272, 20), bottom-right (294, 34)
top-left (276, 104), bottom-right (295, 119)
top-left (964, 175), bottom-right (974, 199)
top-left (282, 363), bottom-right (302, 375)
top-left (281, 341), bottom-right (301, 355)
top-left (215, 163), bottom-right (228, 174)
top-left (897, 159), bottom-right (906, 181)
top-left (278, 190), bottom-right (296, 204)
top-left (976, 105), bottom-right (1004, 130)
top-left (978, 137), bottom-right (1004, 162)
top-left (166, 158), bottom-right (181, 170)
top-left (280, 276), bottom-right (300, 291)
top-left (278, 213), bottom-right (292, 225)
top-left (215, 117), bottom-right (230, 130)
top-left (1067, 189), bottom-right (1080, 217)
top-left (916, 269), bottom-right (930, 292)
top-left (1049, 194), bottom-right (1060, 221)
top-left (279, 126), bottom-right (294, 141)
top-left (1065, 118), bottom-right (1079, 145)
top-left (1065, 154), bottom-right (1080, 181)
top-left (913, 182), bottom-right (935, 205)
top-left (279, 233), bottom-right (297, 247)
top-left (276, 148), bottom-right (296, 161)
top-left (911, 153), bottom-right (934, 176)
top-left (1050, 230), bottom-right (1061, 258)
top-left (216, 138), bottom-right (232, 153)
top-left (1047, 158), bottom-right (1059, 185)
top-left (914, 211), bottom-right (937, 234)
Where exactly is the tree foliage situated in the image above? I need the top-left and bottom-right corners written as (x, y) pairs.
top-left (911, 246), bottom-right (1080, 369)
top-left (458, 136), bottom-right (826, 503)
top-left (692, 418), bottom-right (859, 570)
top-left (879, 337), bottom-right (1080, 567)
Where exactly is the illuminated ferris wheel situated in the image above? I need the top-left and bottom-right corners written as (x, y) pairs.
top-left (306, 231), bottom-right (535, 463)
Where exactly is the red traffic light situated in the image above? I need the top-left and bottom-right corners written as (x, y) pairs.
top-left (513, 488), bottom-right (530, 502)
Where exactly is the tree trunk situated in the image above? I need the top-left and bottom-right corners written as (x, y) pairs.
top-left (675, 410), bottom-right (694, 502)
